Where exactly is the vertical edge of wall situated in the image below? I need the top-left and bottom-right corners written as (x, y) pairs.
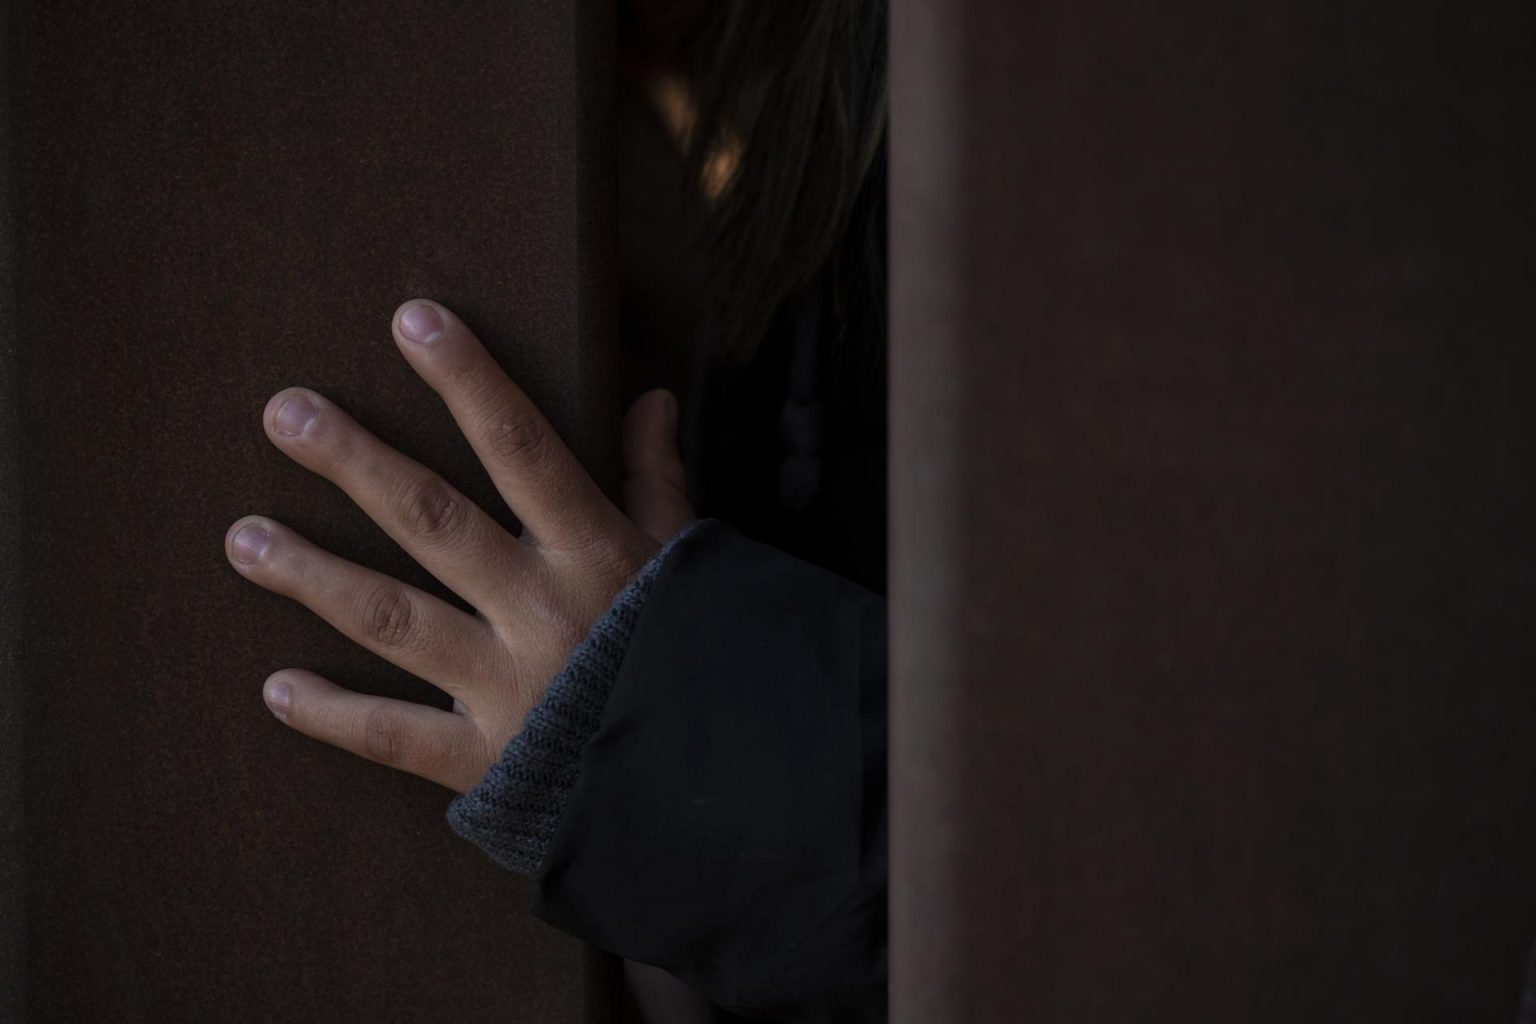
top-left (0, 0), bottom-right (24, 1017)
top-left (572, 2), bottom-right (624, 1020)
top-left (888, 0), bottom-right (984, 1017)
top-left (569, 0), bottom-right (622, 501)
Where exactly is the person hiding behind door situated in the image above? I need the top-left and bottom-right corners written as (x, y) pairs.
top-left (223, 3), bottom-right (889, 1021)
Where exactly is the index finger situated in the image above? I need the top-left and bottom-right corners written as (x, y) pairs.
top-left (389, 299), bottom-right (623, 552)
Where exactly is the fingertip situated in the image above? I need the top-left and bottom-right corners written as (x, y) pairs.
top-left (624, 388), bottom-right (676, 441)
top-left (263, 671), bottom-right (294, 722)
top-left (622, 395), bottom-right (659, 470)
top-left (660, 389), bottom-right (679, 434)
top-left (393, 298), bottom-right (449, 347)
top-left (264, 386), bottom-right (326, 442)
top-left (261, 388), bottom-right (290, 425)
top-left (392, 296), bottom-right (442, 324)
top-left (263, 667), bottom-right (335, 720)
top-left (227, 515), bottom-right (274, 567)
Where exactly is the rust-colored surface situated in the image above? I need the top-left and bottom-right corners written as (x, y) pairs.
top-left (891, 2), bottom-right (1536, 1020)
top-left (4, 2), bottom-right (618, 1020)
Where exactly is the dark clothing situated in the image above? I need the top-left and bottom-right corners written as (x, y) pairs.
top-left (573, 75), bottom-right (891, 1019)
top-left (447, 76), bottom-right (891, 1022)
top-left (531, 519), bottom-right (888, 1023)
top-left (606, 79), bottom-right (889, 1021)
top-left (447, 510), bottom-right (889, 1022)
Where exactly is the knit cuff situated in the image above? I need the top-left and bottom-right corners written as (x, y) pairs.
top-left (445, 519), bottom-right (706, 876)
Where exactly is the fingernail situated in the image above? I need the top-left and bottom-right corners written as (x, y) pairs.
top-left (264, 677), bottom-right (291, 720)
top-left (273, 393), bottom-right (318, 437)
top-left (399, 303), bottom-right (444, 345)
top-left (231, 524), bottom-right (270, 564)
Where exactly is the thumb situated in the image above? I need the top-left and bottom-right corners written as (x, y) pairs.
top-left (623, 388), bottom-right (696, 544)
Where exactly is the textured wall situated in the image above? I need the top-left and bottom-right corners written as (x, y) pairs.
top-left (891, 1), bottom-right (1536, 1020)
top-left (6, 2), bottom-right (617, 1020)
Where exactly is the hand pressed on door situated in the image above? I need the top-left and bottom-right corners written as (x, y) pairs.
top-left (223, 298), bottom-right (695, 794)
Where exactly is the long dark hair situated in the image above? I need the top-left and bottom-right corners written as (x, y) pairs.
top-left (620, 0), bottom-right (889, 364)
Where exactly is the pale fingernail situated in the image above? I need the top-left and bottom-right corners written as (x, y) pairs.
top-left (264, 677), bottom-right (291, 720)
top-left (273, 392), bottom-right (319, 437)
top-left (399, 303), bottom-right (444, 345)
top-left (231, 524), bottom-right (270, 564)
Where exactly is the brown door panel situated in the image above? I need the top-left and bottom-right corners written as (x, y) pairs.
top-left (3, 2), bottom-right (619, 1020)
top-left (891, 1), bottom-right (1536, 1019)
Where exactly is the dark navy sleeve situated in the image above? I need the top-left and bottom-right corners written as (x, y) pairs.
top-left (445, 519), bottom-right (706, 875)
top-left (528, 518), bottom-right (889, 1024)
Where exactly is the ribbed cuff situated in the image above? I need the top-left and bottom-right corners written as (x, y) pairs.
top-left (445, 520), bottom-right (706, 876)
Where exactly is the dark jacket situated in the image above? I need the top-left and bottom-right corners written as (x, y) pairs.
top-left (525, 517), bottom-right (887, 1023)
top-left (446, 82), bottom-right (891, 1023)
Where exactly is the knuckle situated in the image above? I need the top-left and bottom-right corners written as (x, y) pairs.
top-left (400, 475), bottom-right (467, 542)
top-left (444, 726), bottom-right (486, 780)
top-left (575, 543), bottom-right (628, 591)
top-left (359, 586), bottom-right (419, 650)
top-left (542, 601), bottom-right (589, 653)
top-left (483, 405), bottom-right (548, 465)
top-left (563, 524), bottom-right (646, 587)
top-left (523, 571), bottom-right (601, 654)
top-left (360, 707), bottom-right (411, 767)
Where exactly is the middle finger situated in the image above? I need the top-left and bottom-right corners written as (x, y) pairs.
top-left (262, 386), bottom-right (536, 621)
top-left (225, 515), bottom-right (505, 697)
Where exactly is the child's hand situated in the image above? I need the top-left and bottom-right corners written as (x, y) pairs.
top-left (223, 299), bottom-right (695, 794)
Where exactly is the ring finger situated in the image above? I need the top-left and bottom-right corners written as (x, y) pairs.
top-left (262, 385), bottom-right (536, 622)
top-left (224, 515), bottom-right (505, 698)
